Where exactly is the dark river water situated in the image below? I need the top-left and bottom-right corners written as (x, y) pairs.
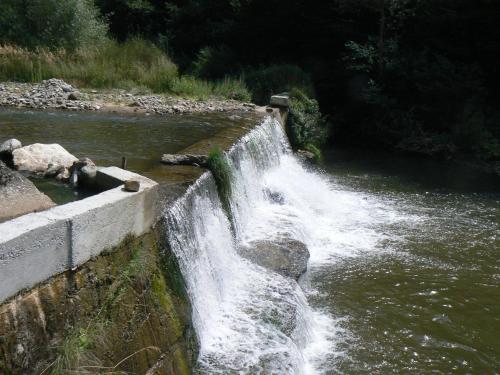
top-left (307, 149), bottom-right (500, 374)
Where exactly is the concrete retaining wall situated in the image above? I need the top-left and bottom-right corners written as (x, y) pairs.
top-left (0, 167), bottom-right (159, 303)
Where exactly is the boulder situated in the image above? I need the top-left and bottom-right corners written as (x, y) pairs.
top-left (12, 143), bottom-right (78, 174)
top-left (0, 161), bottom-right (55, 222)
top-left (0, 139), bottom-right (22, 155)
top-left (161, 154), bottom-right (208, 167)
top-left (238, 238), bottom-right (310, 280)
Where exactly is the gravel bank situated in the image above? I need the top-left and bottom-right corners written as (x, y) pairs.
top-left (0, 79), bottom-right (257, 115)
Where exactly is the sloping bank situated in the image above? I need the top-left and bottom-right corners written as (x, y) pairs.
top-left (0, 108), bottom-right (273, 374)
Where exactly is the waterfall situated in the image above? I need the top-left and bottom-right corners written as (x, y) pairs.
top-left (164, 116), bottom-right (338, 374)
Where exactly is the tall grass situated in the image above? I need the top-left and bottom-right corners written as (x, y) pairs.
top-left (0, 39), bottom-right (251, 100)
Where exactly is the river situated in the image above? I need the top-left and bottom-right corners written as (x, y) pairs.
top-left (1, 109), bottom-right (498, 373)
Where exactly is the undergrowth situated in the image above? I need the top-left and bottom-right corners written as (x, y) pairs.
top-left (0, 40), bottom-right (251, 100)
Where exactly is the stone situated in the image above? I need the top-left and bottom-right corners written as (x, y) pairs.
top-left (297, 149), bottom-right (315, 162)
top-left (0, 161), bottom-right (55, 222)
top-left (238, 238), bottom-right (310, 280)
top-left (55, 168), bottom-right (70, 182)
top-left (0, 138), bottom-right (22, 155)
top-left (12, 143), bottom-right (78, 174)
top-left (69, 157), bottom-right (97, 187)
top-left (44, 163), bottom-right (65, 178)
top-left (124, 179), bottom-right (140, 192)
top-left (67, 92), bottom-right (80, 100)
top-left (161, 154), bottom-right (208, 167)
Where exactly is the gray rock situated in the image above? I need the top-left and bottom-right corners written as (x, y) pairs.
top-left (124, 179), bottom-right (140, 192)
top-left (0, 139), bottom-right (22, 155)
top-left (161, 154), bottom-right (208, 167)
top-left (238, 238), bottom-right (310, 280)
top-left (297, 149), bottom-right (316, 162)
top-left (55, 168), bottom-right (70, 182)
top-left (67, 92), bottom-right (80, 100)
top-left (0, 161), bottom-right (55, 222)
top-left (12, 143), bottom-right (78, 174)
top-left (69, 157), bottom-right (97, 187)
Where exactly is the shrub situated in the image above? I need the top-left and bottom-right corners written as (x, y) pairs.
top-left (0, 0), bottom-right (108, 51)
top-left (244, 64), bottom-right (315, 105)
top-left (286, 88), bottom-right (330, 151)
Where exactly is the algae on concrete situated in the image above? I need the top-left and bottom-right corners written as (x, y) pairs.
top-left (0, 231), bottom-right (195, 375)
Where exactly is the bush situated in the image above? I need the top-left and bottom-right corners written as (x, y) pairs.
top-left (286, 88), bottom-right (329, 150)
top-left (0, 0), bottom-right (108, 50)
top-left (244, 64), bottom-right (315, 105)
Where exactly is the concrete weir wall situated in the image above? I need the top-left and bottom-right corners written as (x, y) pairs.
top-left (0, 167), bottom-right (159, 303)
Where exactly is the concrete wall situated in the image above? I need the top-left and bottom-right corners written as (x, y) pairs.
top-left (0, 167), bottom-right (159, 303)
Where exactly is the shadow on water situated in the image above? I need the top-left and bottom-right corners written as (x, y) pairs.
top-left (323, 148), bottom-right (500, 194)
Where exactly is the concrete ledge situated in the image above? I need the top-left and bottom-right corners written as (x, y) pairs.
top-left (0, 167), bottom-right (159, 303)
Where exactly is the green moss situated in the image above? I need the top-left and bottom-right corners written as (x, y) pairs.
top-left (304, 143), bottom-right (323, 164)
top-left (207, 147), bottom-right (233, 214)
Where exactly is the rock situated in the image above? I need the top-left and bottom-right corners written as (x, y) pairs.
top-left (238, 238), bottom-right (310, 280)
top-left (44, 163), bottom-right (65, 178)
top-left (161, 154), bottom-right (208, 167)
top-left (0, 161), bottom-right (55, 222)
top-left (124, 179), bottom-right (140, 192)
top-left (297, 149), bottom-right (315, 162)
top-left (0, 138), bottom-right (22, 155)
top-left (12, 143), bottom-right (78, 174)
top-left (55, 168), bottom-right (70, 182)
top-left (67, 92), bottom-right (80, 100)
top-left (69, 157), bottom-right (97, 187)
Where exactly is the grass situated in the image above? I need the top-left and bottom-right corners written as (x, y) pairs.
top-left (0, 39), bottom-right (252, 101)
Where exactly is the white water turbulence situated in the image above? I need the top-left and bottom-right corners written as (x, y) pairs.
top-left (164, 116), bottom-right (401, 374)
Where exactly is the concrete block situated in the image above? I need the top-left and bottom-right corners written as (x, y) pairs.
top-left (270, 94), bottom-right (289, 108)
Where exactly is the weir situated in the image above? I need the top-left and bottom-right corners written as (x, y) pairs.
top-left (1, 107), bottom-right (339, 373)
top-left (162, 116), bottom-right (333, 374)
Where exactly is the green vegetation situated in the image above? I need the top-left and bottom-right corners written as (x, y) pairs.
top-left (1, 0), bottom-right (499, 163)
top-left (286, 89), bottom-right (329, 157)
top-left (43, 234), bottom-right (190, 375)
top-left (207, 147), bottom-right (233, 213)
top-left (244, 64), bottom-right (315, 105)
top-left (0, 41), bottom-right (250, 100)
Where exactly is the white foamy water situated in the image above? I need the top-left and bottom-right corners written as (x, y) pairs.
top-left (164, 116), bottom-right (402, 373)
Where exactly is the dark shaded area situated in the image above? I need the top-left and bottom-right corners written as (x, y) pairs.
top-left (1, 0), bottom-right (499, 164)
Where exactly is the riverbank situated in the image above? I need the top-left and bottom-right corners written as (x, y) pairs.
top-left (0, 79), bottom-right (256, 115)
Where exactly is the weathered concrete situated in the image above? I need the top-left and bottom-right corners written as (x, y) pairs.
top-left (270, 93), bottom-right (290, 108)
top-left (0, 167), bottom-right (159, 303)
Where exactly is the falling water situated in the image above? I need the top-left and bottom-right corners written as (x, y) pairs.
top-left (164, 116), bottom-right (400, 373)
